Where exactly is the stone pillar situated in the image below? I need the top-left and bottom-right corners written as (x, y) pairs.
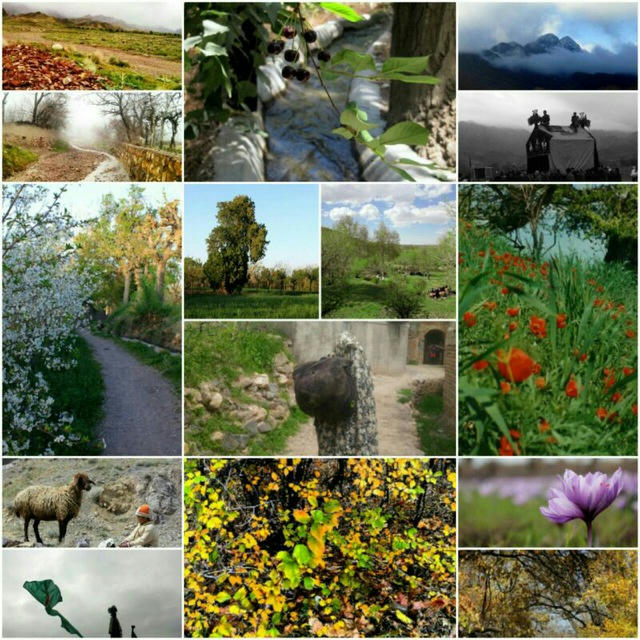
top-left (442, 324), bottom-right (456, 427)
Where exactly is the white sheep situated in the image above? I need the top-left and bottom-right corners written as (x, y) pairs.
top-left (9, 472), bottom-right (95, 544)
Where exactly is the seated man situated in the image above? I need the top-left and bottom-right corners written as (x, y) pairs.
top-left (119, 504), bottom-right (159, 548)
top-left (540, 110), bottom-right (550, 126)
top-left (570, 112), bottom-right (579, 128)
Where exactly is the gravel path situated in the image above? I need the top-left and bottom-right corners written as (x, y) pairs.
top-left (284, 365), bottom-right (444, 456)
top-left (80, 330), bottom-right (181, 456)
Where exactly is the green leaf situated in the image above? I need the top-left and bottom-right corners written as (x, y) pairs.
top-left (389, 165), bottom-right (416, 182)
top-left (319, 2), bottom-right (363, 22)
top-left (202, 20), bottom-right (229, 36)
top-left (339, 106), bottom-right (377, 133)
top-left (278, 558), bottom-right (301, 586)
top-left (293, 544), bottom-right (313, 566)
top-left (378, 122), bottom-right (429, 146)
top-left (214, 591), bottom-right (231, 603)
top-left (395, 610), bottom-right (413, 625)
top-left (331, 48), bottom-right (376, 72)
top-left (332, 126), bottom-right (354, 140)
top-left (382, 72), bottom-right (440, 84)
top-left (233, 586), bottom-right (247, 601)
top-left (303, 576), bottom-right (315, 590)
top-left (382, 56), bottom-right (430, 74)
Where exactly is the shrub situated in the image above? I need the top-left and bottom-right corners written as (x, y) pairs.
top-left (108, 56), bottom-right (130, 67)
top-left (384, 277), bottom-right (425, 318)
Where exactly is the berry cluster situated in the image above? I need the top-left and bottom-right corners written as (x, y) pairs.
top-left (266, 24), bottom-right (332, 84)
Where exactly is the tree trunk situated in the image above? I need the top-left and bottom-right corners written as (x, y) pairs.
top-left (155, 260), bottom-right (166, 301)
top-left (133, 266), bottom-right (143, 299)
top-left (605, 235), bottom-right (637, 267)
top-left (388, 3), bottom-right (456, 169)
top-left (123, 270), bottom-right (132, 304)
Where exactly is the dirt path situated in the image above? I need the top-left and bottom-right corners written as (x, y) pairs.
top-left (284, 365), bottom-right (444, 456)
top-left (71, 143), bottom-right (129, 182)
top-left (5, 148), bottom-right (105, 182)
top-left (5, 31), bottom-right (181, 79)
top-left (80, 330), bottom-right (181, 456)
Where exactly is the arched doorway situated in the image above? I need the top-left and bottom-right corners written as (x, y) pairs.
top-left (424, 330), bottom-right (445, 365)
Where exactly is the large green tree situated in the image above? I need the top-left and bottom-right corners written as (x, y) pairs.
top-left (204, 195), bottom-right (268, 294)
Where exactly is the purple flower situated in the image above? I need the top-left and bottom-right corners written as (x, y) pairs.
top-left (540, 468), bottom-right (624, 545)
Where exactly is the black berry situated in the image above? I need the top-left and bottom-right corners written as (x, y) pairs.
top-left (283, 25), bottom-right (297, 39)
top-left (267, 39), bottom-right (284, 54)
top-left (317, 49), bottom-right (331, 62)
top-left (284, 49), bottom-right (300, 63)
top-left (303, 30), bottom-right (317, 43)
top-left (295, 68), bottom-right (311, 82)
top-left (281, 65), bottom-right (296, 79)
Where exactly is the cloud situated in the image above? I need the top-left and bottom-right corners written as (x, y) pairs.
top-left (384, 204), bottom-right (452, 228)
top-left (358, 204), bottom-right (380, 220)
top-left (321, 184), bottom-right (454, 207)
top-left (324, 206), bottom-right (356, 221)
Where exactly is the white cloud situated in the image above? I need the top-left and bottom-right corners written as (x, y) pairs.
top-left (321, 183), bottom-right (454, 207)
top-left (384, 204), bottom-right (452, 227)
top-left (358, 203), bottom-right (380, 220)
top-left (324, 206), bottom-right (356, 221)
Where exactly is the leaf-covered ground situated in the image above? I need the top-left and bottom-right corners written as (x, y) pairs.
top-left (184, 459), bottom-right (456, 637)
top-left (3, 44), bottom-right (106, 89)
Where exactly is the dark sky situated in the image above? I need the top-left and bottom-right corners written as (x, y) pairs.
top-left (3, 550), bottom-right (182, 637)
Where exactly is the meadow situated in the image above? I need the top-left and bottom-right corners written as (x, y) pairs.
top-left (185, 288), bottom-right (319, 319)
top-left (458, 221), bottom-right (637, 456)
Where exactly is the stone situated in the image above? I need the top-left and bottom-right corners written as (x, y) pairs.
top-left (210, 431), bottom-right (224, 443)
top-left (205, 392), bottom-right (223, 411)
top-left (276, 374), bottom-right (289, 386)
top-left (243, 420), bottom-right (261, 435)
top-left (184, 388), bottom-right (202, 404)
top-left (51, 43), bottom-right (64, 51)
top-left (270, 404), bottom-right (289, 421)
top-left (95, 478), bottom-right (136, 515)
top-left (222, 433), bottom-right (250, 452)
top-left (274, 352), bottom-right (289, 370)
top-left (248, 405), bottom-right (268, 421)
top-left (268, 383), bottom-right (279, 394)
top-left (257, 421), bottom-right (275, 433)
top-left (135, 473), bottom-right (179, 516)
top-left (76, 537), bottom-right (90, 548)
top-left (237, 376), bottom-right (253, 389)
top-left (253, 373), bottom-right (270, 388)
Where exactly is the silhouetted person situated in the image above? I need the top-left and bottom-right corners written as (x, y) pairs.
top-left (131, 625), bottom-right (138, 638)
top-left (570, 112), bottom-right (579, 128)
top-left (527, 109), bottom-right (541, 126)
top-left (108, 605), bottom-right (122, 638)
top-left (541, 110), bottom-right (550, 126)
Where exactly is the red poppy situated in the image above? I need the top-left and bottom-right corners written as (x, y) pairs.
top-left (497, 348), bottom-right (536, 383)
top-left (623, 367), bottom-right (634, 376)
top-left (556, 313), bottom-right (567, 329)
top-left (532, 362), bottom-right (541, 374)
top-left (500, 381), bottom-right (511, 394)
top-left (499, 436), bottom-right (515, 456)
top-left (539, 418), bottom-right (551, 433)
top-left (472, 360), bottom-right (489, 371)
top-left (565, 378), bottom-right (579, 398)
top-left (483, 301), bottom-right (497, 311)
top-left (612, 392), bottom-right (622, 403)
top-left (604, 374), bottom-right (615, 390)
top-left (578, 352), bottom-right (588, 362)
top-left (508, 322), bottom-right (518, 332)
top-left (596, 407), bottom-right (608, 420)
top-left (463, 312), bottom-right (476, 327)
top-left (594, 298), bottom-right (604, 307)
top-left (545, 436), bottom-right (557, 445)
top-left (506, 308), bottom-right (519, 317)
top-left (626, 329), bottom-right (636, 339)
top-left (478, 250), bottom-right (486, 257)
top-left (500, 287), bottom-right (509, 295)
top-left (633, 404), bottom-right (637, 416)
top-left (535, 377), bottom-right (546, 389)
top-left (529, 315), bottom-right (547, 338)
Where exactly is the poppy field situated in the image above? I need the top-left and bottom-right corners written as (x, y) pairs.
top-left (458, 220), bottom-right (637, 456)
top-left (183, 458), bottom-right (456, 638)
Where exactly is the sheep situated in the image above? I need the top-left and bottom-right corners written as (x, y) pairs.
top-left (9, 473), bottom-right (95, 544)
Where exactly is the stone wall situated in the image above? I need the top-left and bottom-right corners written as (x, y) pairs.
top-left (116, 143), bottom-right (182, 182)
top-left (442, 324), bottom-right (456, 427)
top-left (285, 321), bottom-right (409, 375)
top-left (407, 321), bottom-right (452, 364)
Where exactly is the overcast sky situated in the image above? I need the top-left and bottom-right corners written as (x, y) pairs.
top-left (3, 550), bottom-right (182, 637)
top-left (3, 2), bottom-right (181, 31)
top-left (459, 2), bottom-right (638, 52)
top-left (321, 184), bottom-right (456, 245)
top-left (459, 91), bottom-right (638, 131)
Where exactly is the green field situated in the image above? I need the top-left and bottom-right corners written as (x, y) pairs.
top-left (324, 275), bottom-right (456, 319)
top-left (459, 492), bottom-right (637, 547)
top-left (185, 289), bottom-right (319, 319)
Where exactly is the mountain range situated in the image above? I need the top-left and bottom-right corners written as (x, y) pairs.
top-left (460, 32), bottom-right (637, 90)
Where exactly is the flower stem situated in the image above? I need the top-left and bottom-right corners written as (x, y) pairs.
top-left (586, 521), bottom-right (593, 547)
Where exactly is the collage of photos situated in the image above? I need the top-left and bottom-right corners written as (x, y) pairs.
top-left (0, 0), bottom-right (638, 639)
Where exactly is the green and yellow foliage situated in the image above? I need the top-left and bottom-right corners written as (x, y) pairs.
top-left (184, 458), bottom-right (456, 637)
top-left (2, 143), bottom-right (38, 177)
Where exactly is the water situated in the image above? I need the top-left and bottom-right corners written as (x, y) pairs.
top-left (264, 20), bottom-right (389, 182)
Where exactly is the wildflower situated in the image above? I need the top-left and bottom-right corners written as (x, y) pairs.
top-left (539, 418), bottom-right (551, 432)
top-left (556, 313), bottom-right (567, 329)
top-left (623, 367), bottom-right (634, 376)
top-left (463, 312), bottom-right (476, 327)
top-left (535, 377), bottom-right (546, 389)
top-left (529, 315), bottom-right (547, 338)
top-left (545, 436), bottom-right (557, 444)
top-left (578, 352), bottom-right (588, 362)
top-left (508, 322), bottom-right (518, 332)
top-left (478, 250), bottom-right (486, 257)
top-left (472, 360), bottom-right (489, 371)
top-left (497, 348), bottom-right (535, 383)
top-left (506, 308), bottom-right (519, 317)
top-left (499, 436), bottom-right (514, 456)
top-left (596, 407), bottom-right (608, 420)
top-left (633, 404), bottom-right (637, 416)
top-left (500, 381), bottom-right (511, 394)
top-left (565, 378), bottom-right (579, 398)
top-left (594, 298), bottom-right (603, 307)
top-left (500, 287), bottom-right (509, 295)
top-left (532, 362), bottom-right (541, 374)
top-left (612, 392), bottom-right (622, 403)
top-left (626, 329), bottom-right (635, 339)
top-left (483, 301), bottom-right (497, 311)
top-left (540, 468), bottom-right (623, 546)
top-left (604, 375), bottom-right (615, 390)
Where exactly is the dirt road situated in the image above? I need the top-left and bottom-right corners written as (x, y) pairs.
top-left (80, 330), bottom-right (181, 456)
top-left (4, 31), bottom-right (181, 79)
top-left (284, 365), bottom-right (444, 456)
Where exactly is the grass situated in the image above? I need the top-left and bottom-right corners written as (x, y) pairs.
top-left (459, 492), bottom-right (637, 547)
top-left (324, 276), bottom-right (456, 319)
top-left (185, 289), bottom-right (319, 319)
top-left (184, 323), bottom-right (307, 455)
top-left (2, 143), bottom-right (38, 177)
top-left (459, 221), bottom-right (637, 456)
top-left (397, 388), bottom-right (413, 404)
top-left (414, 392), bottom-right (455, 456)
top-left (51, 139), bottom-right (70, 152)
top-left (38, 333), bottom-right (104, 455)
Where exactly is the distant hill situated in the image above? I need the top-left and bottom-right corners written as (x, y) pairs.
top-left (3, 6), bottom-right (180, 34)
top-left (459, 121), bottom-right (638, 176)
top-left (460, 53), bottom-right (637, 90)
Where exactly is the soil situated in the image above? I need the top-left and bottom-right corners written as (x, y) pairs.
top-left (4, 31), bottom-right (181, 79)
top-left (80, 330), bottom-right (181, 456)
top-left (284, 365), bottom-right (444, 456)
top-left (2, 458), bottom-right (181, 548)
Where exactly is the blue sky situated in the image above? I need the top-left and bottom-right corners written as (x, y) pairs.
top-left (185, 184), bottom-right (319, 268)
top-left (321, 184), bottom-right (456, 245)
top-left (460, 2), bottom-right (638, 52)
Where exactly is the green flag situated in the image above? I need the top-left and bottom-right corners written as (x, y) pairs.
top-left (23, 579), bottom-right (83, 638)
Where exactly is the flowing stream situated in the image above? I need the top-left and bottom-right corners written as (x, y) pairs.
top-left (264, 18), bottom-right (389, 182)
